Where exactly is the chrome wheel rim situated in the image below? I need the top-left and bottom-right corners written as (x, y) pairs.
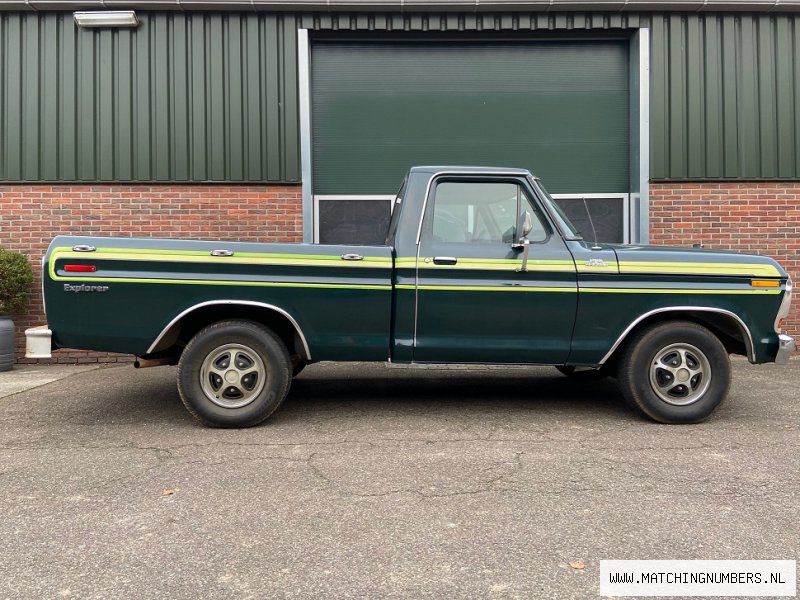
top-left (200, 343), bottom-right (266, 409)
top-left (648, 343), bottom-right (712, 406)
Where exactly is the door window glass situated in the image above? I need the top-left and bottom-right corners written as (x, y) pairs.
top-left (430, 181), bottom-right (547, 244)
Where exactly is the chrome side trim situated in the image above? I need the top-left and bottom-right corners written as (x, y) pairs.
top-left (414, 170), bottom-right (535, 246)
top-left (146, 300), bottom-right (312, 360)
top-left (774, 276), bottom-right (793, 333)
top-left (597, 306), bottom-right (756, 365)
top-left (298, 29), bottom-right (314, 244)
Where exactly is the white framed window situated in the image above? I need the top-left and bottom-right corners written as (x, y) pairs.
top-left (551, 193), bottom-right (631, 244)
top-left (313, 195), bottom-right (395, 244)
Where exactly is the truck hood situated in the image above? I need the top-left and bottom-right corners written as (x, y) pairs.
top-left (604, 243), bottom-right (787, 278)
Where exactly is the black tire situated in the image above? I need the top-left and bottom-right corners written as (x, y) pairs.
top-left (177, 319), bottom-right (292, 428)
top-left (555, 365), bottom-right (610, 380)
top-left (617, 320), bottom-right (731, 424)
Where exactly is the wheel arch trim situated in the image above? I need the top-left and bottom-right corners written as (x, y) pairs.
top-left (146, 300), bottom-right (312, 360)
top-left (597, 306), bottom-right (755, 365)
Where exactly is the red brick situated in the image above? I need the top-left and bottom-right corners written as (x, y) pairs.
top-left (0, 183), bottom-right (302, 364)
top-left (651, 181), bottom-right (800, 349)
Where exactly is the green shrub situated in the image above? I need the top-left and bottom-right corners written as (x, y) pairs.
top-left (0, 249), bottom-right (35, 315)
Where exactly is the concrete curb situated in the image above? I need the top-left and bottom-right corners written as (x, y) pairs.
top-left (0, 364), bottom-right (107, 399)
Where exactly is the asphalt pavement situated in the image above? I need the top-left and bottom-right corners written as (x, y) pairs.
top-left (0, 360), bottom-right (798, 599)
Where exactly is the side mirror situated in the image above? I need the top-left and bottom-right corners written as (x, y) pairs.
top-left (520, 211), bottom-right (533, 241)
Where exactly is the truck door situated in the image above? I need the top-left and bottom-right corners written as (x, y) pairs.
top-left (413, 176), bottom-right (577, 364)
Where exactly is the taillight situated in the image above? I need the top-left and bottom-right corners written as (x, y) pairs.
top-left (64, 264), bottom-right (97, 273)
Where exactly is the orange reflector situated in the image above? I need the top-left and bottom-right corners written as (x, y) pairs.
top-left (64, 264), bottom-right (97, 272)
top-left (751, 279), bottom-right (780, 288)
top-left (777, 318), bottom-right (785, 330)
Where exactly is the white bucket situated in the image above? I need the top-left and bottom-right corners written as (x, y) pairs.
top-left (25, 326), bottom-right (52, 359)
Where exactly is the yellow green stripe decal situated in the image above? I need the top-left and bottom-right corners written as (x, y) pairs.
top-left (51, 247), bottom-right (393, 269)
top-left (618, 261), bottom-right (781, 277)
top-left (398, 284), bottom-right (779, 295)
top-left (581, 287), bottom-right (781, 295)
top-left (396, 255), bottom-right (780, 277)
top-left (53, 275), bottom-right (390, 291)
top-left (398, 284), bottom-right (576, 293)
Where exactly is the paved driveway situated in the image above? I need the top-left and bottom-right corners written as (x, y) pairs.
top-left (0, 360), bottom-right (798, 599)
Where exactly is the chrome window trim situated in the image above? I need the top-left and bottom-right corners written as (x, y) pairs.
top-left (598, 306), bottom-right (756, 365)
top-left (415, 171), bottom-right (538, 246)
top-left (146, 300), bottom-right (312, 360)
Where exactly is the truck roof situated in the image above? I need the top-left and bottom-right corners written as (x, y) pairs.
top-left (410, 166), bottom-right (535, 177)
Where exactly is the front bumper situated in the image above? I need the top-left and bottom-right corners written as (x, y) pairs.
top-left (775, 334), bottom-right (796, 365)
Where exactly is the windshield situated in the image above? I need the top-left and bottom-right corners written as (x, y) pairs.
top-left (532, 178), bottom-right (582, 240)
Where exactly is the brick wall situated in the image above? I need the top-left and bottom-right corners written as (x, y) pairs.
top-left (1, 181), bottom-right (797, 364)
top-left (650, 181), bottom-right (800, 344)
top-left (0, 184), bottom-right (302, 363)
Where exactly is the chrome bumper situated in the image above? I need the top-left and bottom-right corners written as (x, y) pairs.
top-left (775, 334), bottom-right (796, 365)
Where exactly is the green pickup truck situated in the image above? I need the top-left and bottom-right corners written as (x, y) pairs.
top-left (28, 166), bottom-right (794, 427)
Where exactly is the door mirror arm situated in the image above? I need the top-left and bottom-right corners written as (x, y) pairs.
top-left (515, 238), bottom-right (530, 272)
top-left (512, 211), bottom-right (533, 272)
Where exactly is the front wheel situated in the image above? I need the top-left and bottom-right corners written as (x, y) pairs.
top-left (617, 321), bottom-right (731, 424)
top-left (177, 320), bottom-right (292, 428)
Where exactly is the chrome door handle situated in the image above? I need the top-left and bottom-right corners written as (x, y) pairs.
top-left (433, 256), bottom-right (457, 265)
top-left (210, 249), bottom-right (234, 257)
top-left (341, 253), bottom-right (363, 261)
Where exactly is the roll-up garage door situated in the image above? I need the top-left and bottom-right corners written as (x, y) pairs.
top-left (310, 41), bottom-right (630, 244)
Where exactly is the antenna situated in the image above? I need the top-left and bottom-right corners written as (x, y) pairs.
top-left (582, 197), bottom-right (602, 251)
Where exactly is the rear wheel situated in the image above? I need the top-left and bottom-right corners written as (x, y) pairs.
top-left (617, 321), bottom-right (731, 424)
top-left (177, 320), bottom-right (292, 428)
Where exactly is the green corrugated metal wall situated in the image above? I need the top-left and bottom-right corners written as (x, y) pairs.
top-left (0, 12), bottom-right (299, 182)
top-left (649, 13), bottom-right (800, 179)
top-left (1, 10), bottom-right (800, 182)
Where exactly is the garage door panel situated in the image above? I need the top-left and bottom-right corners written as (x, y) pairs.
top-left (311, 39), bottom-right (630, 236)
top-left (318, 93), bottom-right (627, 145)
